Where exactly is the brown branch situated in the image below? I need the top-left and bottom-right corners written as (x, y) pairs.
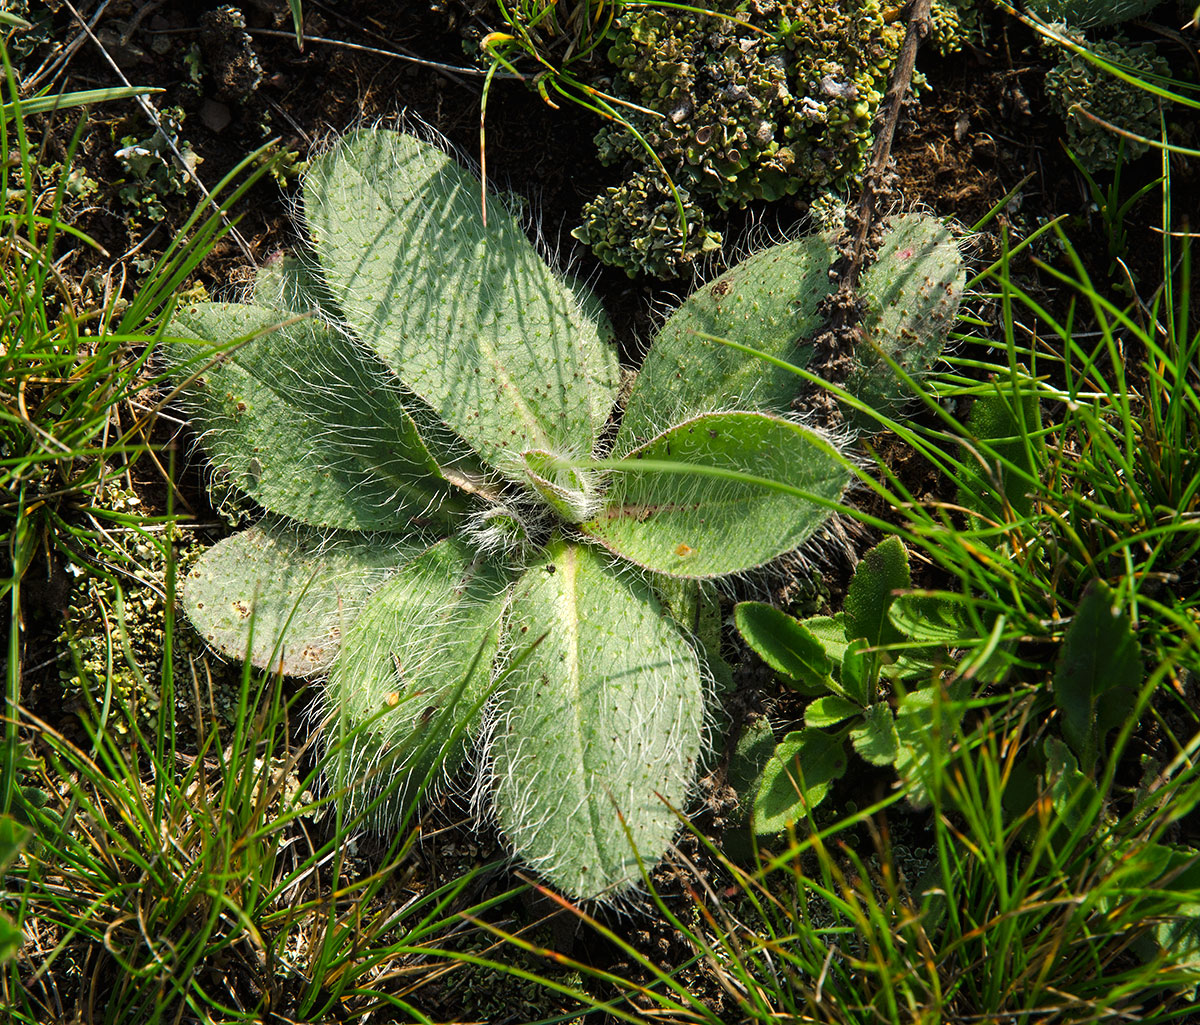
top-left (842, 0), bottom-right (934, 294)
top-left (801, 0), bottom-right (934, 419)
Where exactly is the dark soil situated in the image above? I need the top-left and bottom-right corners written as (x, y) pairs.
top-left (13, 1), bottom-right (1196, 1021)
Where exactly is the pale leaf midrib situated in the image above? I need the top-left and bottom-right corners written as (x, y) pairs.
top-left (560, 546), bottom-right (607, 880)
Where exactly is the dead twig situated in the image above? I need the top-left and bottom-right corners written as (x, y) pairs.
top-left (809, 0), bottom-right (934, 392)
top-left (843, 0), bottom-right (934, 293)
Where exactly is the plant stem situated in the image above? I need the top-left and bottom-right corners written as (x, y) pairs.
top-left (842, 0), bottom-right (934, 293)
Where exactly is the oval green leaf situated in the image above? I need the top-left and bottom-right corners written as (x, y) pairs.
top-left (805, 695), bottom-right (863, 729)
top-left (490, 541), bottom-right (704, 899)
top-left (734, 601), bottom-right (833, 695)
top-left (182, 520), bottom-right (423, 676)
top-left (753, 728), bottom-right (848, 836)
top-left (850, 702), bottom-right (901, 767)
top-left (303, 129), bottom-right (617, 472)
top-left (169, 302), bottom-right (464, 532)
top-left (1053, 580), bottom-right (1142, 774)
top-left (617, 234), bottom-right (835, 453)
top-left (845, 535), bottom-right (910, 651)
top-left (847, 214), bottom-right (964, 424)
top-left (324, 538), bottom-right (511, 818)
top-left (583, 411), bottom-right (849, 578)
top-left (839, 637), bottom-right (874, 708)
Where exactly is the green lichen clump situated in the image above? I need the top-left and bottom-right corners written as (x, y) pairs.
top-left (574, 1), bottom-right (903, 278)
top-left (1043, 34), bottom-right (1169, 171)
top-left (1030, 0), bottom-right (1172, 172)
top-left (928, 0), bottom-right (982, 56)
top-left (572, 0), bottom-right (978, 278)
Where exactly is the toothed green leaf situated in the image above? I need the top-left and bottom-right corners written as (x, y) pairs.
top-left (844, 536), bottom-right (910, 651)
top-left (168, 302), bottom-right (464, 532)
top-left (182, 520), bottom-right (422, 676)
top-left (839, 638), bottom-right (874, 707)
top-left (850, 702), bottom-right (901, 766)
top-left (893, 682), bottom-right (968, 808)
top-left (753, 728), bottom-right (847, 835)
top-left (304, 129), bottom-right (617, 471)
top-left (735, 601), bottom-right (834, 695)
top-left (805, 695), bottom-right (863, 728)
top-left (802, 613), bottom-right (850, 664)
top-left (325, 538), bottom-right (510, 816)
top-left (888, 592), bottom-right (968, 645)
top-left (728, 717), bottom-right (776, 809)
top-left (616, 235), bottom-right (835, 452)
top-left (583, 411), bottom-right (849, 578)
top-left (491, 541), bottom-right (703, 899)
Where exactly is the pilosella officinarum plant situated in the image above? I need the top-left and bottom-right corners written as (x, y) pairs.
top-left (167, 129), bottom-right (963, 899)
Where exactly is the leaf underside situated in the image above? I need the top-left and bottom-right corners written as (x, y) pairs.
top-left (182, 519), bottom-right (422, 676)
top-left (325, 538), bottom-right (511, 817)
top-left (490, 541), bottom-right (704, 899)
top-left (169, 302), bottom-right (462, 532)
top-left (617, 234), bottom-right (835, 453)
top-left (583, 411), bottom-right (849, 578)
top-left (304, 129), bottom-right (617, 472)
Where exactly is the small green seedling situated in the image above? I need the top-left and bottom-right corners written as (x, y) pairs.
top-left (167, 129), bottom-right (963, 898)
top-left (735, 537), bottom-right (971, 831)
